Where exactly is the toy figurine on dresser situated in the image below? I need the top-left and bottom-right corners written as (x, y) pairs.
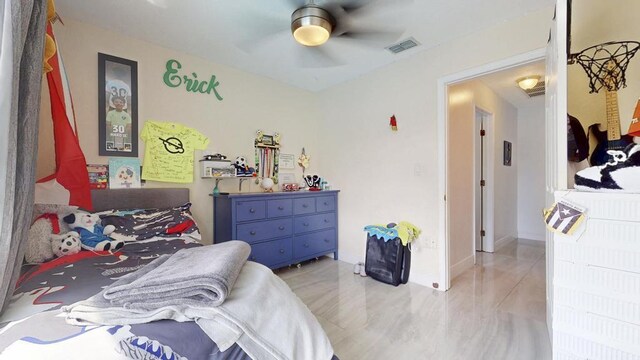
top-left (304, 175), bottom-right (322, 191)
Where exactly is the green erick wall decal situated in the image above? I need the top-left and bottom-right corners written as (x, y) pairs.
top-left (163, 59), bottom-right (223, 101)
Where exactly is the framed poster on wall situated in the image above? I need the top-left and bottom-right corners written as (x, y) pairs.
top-left (98, 53), bottom-right (138, 157)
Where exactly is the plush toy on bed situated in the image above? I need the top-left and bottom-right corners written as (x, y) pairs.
top-left (51, 231), bottom-right (82, 257)
top-left (25, 205), bottom-right (81, 263)
top-left (63, 212), bottom-right (124, 251)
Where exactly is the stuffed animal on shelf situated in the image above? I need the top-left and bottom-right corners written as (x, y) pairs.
top-left (63, 212), bottom-right (124, 251)
top-left (234, 156), bottom-right (256, 176)
top-left (51, 231), bottom-right (81, 257)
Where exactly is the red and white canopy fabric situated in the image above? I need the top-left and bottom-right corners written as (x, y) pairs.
top-left (34, 19), bottom-right (92, 210)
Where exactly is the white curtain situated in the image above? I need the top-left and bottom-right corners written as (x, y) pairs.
top-left (0, 0), bottom-right (48, 313)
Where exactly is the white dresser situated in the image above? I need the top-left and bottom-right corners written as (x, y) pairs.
top-left (553, 191), bottom-right (640, 359)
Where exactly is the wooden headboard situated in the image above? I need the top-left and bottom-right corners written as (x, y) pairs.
top-left (89, 188), bottom-right (190, 211)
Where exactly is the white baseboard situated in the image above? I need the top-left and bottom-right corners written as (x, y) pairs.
top-left (409, 272), bottom-right (445, 291)
top-left (517, 232), bottom-right (545, 241)
top-left (339, 251), bottom-right (443, 291)
top-left (449, 254), bottom-right (474, 280)
top-left (336, 252), bottom-right (362, 266)
top-left (494, 234), bottom-right (516, 250)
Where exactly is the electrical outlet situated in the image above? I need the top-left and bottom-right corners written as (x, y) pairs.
top-left (413, 163), bottom-right (422, 177)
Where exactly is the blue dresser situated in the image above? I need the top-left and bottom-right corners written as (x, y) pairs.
top-left (213, 190), bottom-right (339, 269)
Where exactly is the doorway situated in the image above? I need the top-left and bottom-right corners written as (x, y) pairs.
top-left (439, 49), bottom-right (547, 291)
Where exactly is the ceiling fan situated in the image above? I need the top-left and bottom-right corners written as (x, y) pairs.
top-left (235, 0), bottom-right (411, 67)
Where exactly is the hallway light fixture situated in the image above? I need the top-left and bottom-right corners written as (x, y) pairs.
top-left (516, 75), bottom-right (541, 91)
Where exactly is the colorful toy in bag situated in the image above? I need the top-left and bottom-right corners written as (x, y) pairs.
top-left (63, 212), bottom-right (124, 251)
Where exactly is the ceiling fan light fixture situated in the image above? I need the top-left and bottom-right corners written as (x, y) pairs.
top-left (291, 5), bottom-right (335, 47)
top-left (516, 75), bottom-right (541, 90)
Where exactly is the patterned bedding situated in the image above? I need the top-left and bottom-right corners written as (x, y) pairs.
top-left (0, 239), bottom-right (252, 360)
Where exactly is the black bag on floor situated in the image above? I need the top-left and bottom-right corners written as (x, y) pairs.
top-left (364, 234), bottom-right (411, 286)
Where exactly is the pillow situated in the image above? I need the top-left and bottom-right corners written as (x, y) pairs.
top-left (99, 203), bottom-right (201, 243)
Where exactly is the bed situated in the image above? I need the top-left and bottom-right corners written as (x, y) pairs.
top-left (0, 189), bottom-right (336, 360)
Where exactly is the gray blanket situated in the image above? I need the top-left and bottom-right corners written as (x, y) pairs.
top-left (63, 240), bottom-right (250, 323)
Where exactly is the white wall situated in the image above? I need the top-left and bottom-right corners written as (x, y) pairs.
top-left (37, 19), bottom-right (322, 244)
top-left (517, 98), bottom-right (546, 241)
top-left (316, 7), bottom-right (553, 288)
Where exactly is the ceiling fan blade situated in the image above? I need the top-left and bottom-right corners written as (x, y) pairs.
top-left (293, 44), bottom-right (344, 68)
top-left (231, 8), bottom-right (290, 53)
top-left (285, 0), bottom-right (307, 9)
top-left (326, 0), bottom-right (414, 19)
top-left (335, 28), bottom-right (404, 47)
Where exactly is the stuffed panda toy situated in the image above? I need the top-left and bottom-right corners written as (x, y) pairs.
top-left (51, 231), bottom-right (81, 257)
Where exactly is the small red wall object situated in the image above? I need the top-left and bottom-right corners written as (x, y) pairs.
top-left (390, 115), bottom-right (398, 131)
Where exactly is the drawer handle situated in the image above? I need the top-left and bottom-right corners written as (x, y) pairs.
top-left (250, 256), bottom-right (256, 261)
top-left (304, 243), bottom-right (309, 248)
top-left (324, 202), bottom-right (328, 206)
top-left (303, 222), bottom-right (309, 227)
top-left (279, 249), bottom-right (285, 254)
top-left (324, 219), bottom-right (329, 223)
top-left (250, 231), bottom-right (256, 236)
top-left (249, 208), bottom-right (256, 213)
top-left (278, 226), bottom-right (285, 230)
top-left (324, 238), bottom-right (329, 243)
top-left (302, 204), bottom-right (308, 208)
top-left (278, 206), bottom-right (284, 210)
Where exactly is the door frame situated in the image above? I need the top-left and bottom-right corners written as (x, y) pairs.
top-left (437, 48), bottom-right (546, 291)
top-left (473, 107), bottom-right (494, 256)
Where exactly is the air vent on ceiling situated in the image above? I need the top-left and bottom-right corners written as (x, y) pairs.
top-left (521, 81), bottom-right (546, 97)
top-left (386, 37), bottom-right (420, 54)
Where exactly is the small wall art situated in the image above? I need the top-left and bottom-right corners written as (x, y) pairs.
top-left (503, 140), bottom-right (512, 166)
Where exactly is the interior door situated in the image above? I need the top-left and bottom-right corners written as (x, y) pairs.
top-left (544, 0), bottom-right (569, 345)
top-left (474, 111), bottom-right (486, 254)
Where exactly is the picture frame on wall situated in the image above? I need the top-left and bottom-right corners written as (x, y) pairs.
top-left (503, 140), bottom-right (512, 166)
top-left (98, 53), bottom-right (138, 157)
top-left (261, 135), bottom-right (274, 146)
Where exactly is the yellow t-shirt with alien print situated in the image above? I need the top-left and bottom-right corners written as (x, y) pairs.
top-left (141, 121), bottom-right (209, 183)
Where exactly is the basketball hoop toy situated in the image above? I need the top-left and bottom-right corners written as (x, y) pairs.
top-left (570, 41), bottom-right (640, 93)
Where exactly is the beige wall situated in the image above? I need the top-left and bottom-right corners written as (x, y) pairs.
top-left (315, 7), bottom-right (552, 287)
top-left (517, 98), bottom-right (546, 241)
top-left (37, 19), bottom-right (322, 244)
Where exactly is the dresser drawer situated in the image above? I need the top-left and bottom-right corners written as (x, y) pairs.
top-left (294, 197), bottom-right (316, 214)
top-left (236, 200), bottom-right (266, 222)
top-left (267, 199), bottom-right (293, 218)
top-left (316, 196), bottom-right (335, 212)
top-left (249, 238), bottom-right (292, 268)
top-left (294, 213), bottom-right (335, 234)
top-left (237, 218), bottom-right (293, 244)
top-left (294, 229), bottom-right (336, 259)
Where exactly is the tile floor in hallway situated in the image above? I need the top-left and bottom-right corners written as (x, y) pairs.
top-left (278, 238), bottom-right (550, 360)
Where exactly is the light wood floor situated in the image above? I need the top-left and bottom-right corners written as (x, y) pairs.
top-left (278, 238), bottom-right (550, 360)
